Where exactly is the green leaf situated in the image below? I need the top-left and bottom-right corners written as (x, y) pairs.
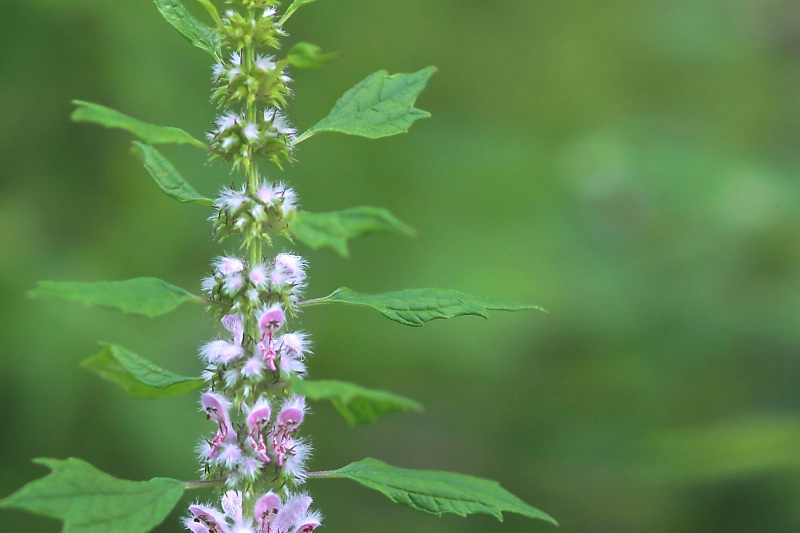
top-left (82, 343), bottom-right (203, 399)
top-left (131, 142), bottom-right (212, 205)
top-left (71, 100), bottom-right (206, 148)
top-left (0, 458), bottom-right (185, 533)
top-left (292, 207), bottom-right (415, 257)
top-left (29, 278), bottom-right (201, 318)
top-left (154, 0), bottom-right (221, 57)
top-left (312, 458), bottom-right (556, 524)
top-left (303, 287), bottom-right (544, 327)
top-left (291, 378), bottom-right (422, 426)
top-left (194, 0), bottom-right (223, 26)
top-left (286, 42), bottom-right (336, 69)
top-left (295, 67), bottom-right (436, 143)
top-left (280, 0), bottom-right (317, 25)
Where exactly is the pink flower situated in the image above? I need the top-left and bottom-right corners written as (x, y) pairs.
top-left (254, 492), bottom-right (281, 533)
top-left (186, 503), bottom-right (227, 533)
top-left (222, 313), bottom-right (244, 346)
top-left (271, 396), bottom-right (306, 467)
top-left (258, 304), bottom-right (285, 372)
top-left (245, 398), bottom-right (272, 463)
top-left (201, 392), bottom-right (236, 455)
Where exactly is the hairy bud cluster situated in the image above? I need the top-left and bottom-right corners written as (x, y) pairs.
top-left (213, 52), bottom-right (292, 107)
top-left (221, 8), bottom-right (284, 51)
top-left (207, 110), bottom-right (296, 168)
top-left (202, 254), bottom-right (306, 315)
top-left (212, 181), bottom-right (297, 246)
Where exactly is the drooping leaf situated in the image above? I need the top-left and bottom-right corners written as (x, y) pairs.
top-left (286, 42), bottom-right (336, 69)
top-left (131, 142), bottom-right (212, 205)
top-left (71, 101), bottom-right (206, 148)
top-left (280, 0), bottom-right (317, 25)
top-left (292, 207), bottom-right (415, 257)
top-left (154, 0), bottom-right (221, 57)
top-left (29, 278), bottom-right (201, 318)
top-left (291, 378), bottom-right (422, 426)
top-left (295, 67), bottom-right (436, 142)
top-left (303, 287), bottom-right (544, 326)
top-left (0, 458), bottom-right (185, 533)
top-left (311, 458), bottom-right (556, 524)
top-left (81, 343), bottom-right (203, 399)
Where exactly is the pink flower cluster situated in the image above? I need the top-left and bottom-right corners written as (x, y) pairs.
top-left (198, 392), bottom-right (311, 486)
top-left (186, 490), bottom-right (321, 533)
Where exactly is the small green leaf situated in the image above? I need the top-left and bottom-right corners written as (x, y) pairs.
top-left (292, 207), bottom-right (415, 257)
top-left (154, 0), bottom-right (221, 57)
top-left (280, 0), bottom-right (317, 24)
top-left (82, 343), bottom-right (203, 399)
top-left (291, 378), bottom-right (422, 426)
top-left (194, 0), bottom-right (223, 26)
top-left (72, 101), bottom-right (206, 148)
top-left (286, 42), bottom-right (336, 69)
top-left (131, 142), bottom-right (212, 205)
top-left (295, 67), bottom-right (436, 143)
top-left (0, 458), bottom-right (185, 533)
top-left (303, 287), bottom-right (544, 327)
top-left (29, 278), bottom-right (201, 317)
top-left (311, 458), bottom-right (556, 524)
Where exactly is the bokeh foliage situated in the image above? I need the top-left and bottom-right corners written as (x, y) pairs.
top-left (3, 1), bottom-right (800, 532)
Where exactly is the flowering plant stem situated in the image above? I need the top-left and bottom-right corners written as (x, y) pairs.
top-left (0, 1), bottom-right (557, 531)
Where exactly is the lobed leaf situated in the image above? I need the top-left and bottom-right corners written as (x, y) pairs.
top-left (295, 67), bottom-right (436, 142)
top-left (303, 287), bottom-right (544, 326)
top-left (292, 207), bottom-right (415, 257)
top-left (131, 142), bottom-right (213, 205)
top-left (291, 378), bottom-right (422, 426)
top-left (280, 0), bottom-right (317, 25)
top-left (286, 42), bottom-right (336, 69)
top-left (0, 458), bottom-right (185, 533)
top-left (29, 278), bottom-right (201, 318)
top-left (311, 458), bottom-right (556, 524)
top-left (82, 343), bottom-right (204, 399)
top-left (72, 100), bottom-right (206, 148)
top-left (154, 0), bottom-right (222, 57)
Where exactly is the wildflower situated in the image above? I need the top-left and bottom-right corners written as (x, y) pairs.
top-left (245, 397), bottom-right (272, 462)
top-left (271, 396), bottom-right (306, 466)
top-left (201, 392), bottom-right (236, 455)
top-left (258, 303), bottom-right (285, 371)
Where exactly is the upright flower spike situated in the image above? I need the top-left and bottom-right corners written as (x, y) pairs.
top-left (187, 1), bottom-right (322, 528)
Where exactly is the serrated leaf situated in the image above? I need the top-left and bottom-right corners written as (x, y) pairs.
top-left (312, 458), bottom-right (556, 524)
top-left (131, 142), bottom-right (212, 205)
top-left (303, 287), bottom-right (543, 327)
top-left (29, 278), bottom-right (201, 317)
top-left (154, 0), bottom-right (221, 57)
top-left (280, 0), bottom-right (317, 25)
top-left (295, 67), bottom-right (436, 142)
top-left (292, 207), bottom-right (415, 257)
top-left (82, 343), bottom-right (203, 399)
top-left (72, 100), bottom-right (206, 148)
top-left (0, 458), bottom-right (184, 533)
top-left (286, 42), bottom-right (336, 69)
top-left (291, 378), bottom-right (422, 426)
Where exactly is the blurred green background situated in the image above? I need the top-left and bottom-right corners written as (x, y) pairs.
top-left (3, 0), bottom-right (800, 531)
